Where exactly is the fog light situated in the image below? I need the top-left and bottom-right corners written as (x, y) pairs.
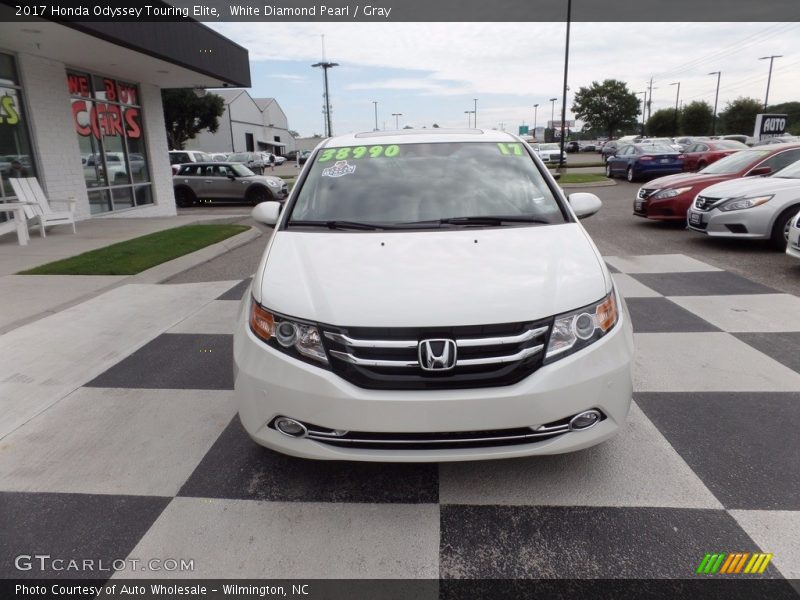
top-left (569, 410), bottom-right (601, 431)
top-left (274, 417), bottom-right (307, 438)
top-left (275, 321), bottom-right (298, 347)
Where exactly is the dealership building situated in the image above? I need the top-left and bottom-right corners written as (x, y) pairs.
top-left (0, 6), bottom-right (250, 221)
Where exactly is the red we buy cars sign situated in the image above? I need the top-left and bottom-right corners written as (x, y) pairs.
top-left (67, 73), bottom-right (142, 140)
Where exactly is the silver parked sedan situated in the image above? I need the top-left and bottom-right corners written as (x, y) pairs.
top-left (173, 162), bottom-right (288, 207)
top-left (787, 210), bottom-right (800, 260)
top-left (686, 159), bottom-right (800, 250)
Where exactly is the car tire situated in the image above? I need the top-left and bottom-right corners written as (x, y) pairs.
top-left (771, 206), bottom-right (799, 251)
top-left (605, 162), bottom-right (614, 178)
top-left (174, 187), bottom-right (196, 208)
top-left (626, 166), bottom-right (635, 182)
top-left (247, 186), bottom-right (270, 205)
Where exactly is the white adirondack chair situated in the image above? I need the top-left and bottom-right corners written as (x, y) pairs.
top-left (9, 177), bottom-right (76, 237)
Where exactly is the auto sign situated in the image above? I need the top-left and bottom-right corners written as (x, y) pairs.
top-left (753, 114), bottom-right (789, 140)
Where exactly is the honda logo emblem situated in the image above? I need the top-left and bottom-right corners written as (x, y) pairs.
top-left (418, 339), bottom-right (457, 371)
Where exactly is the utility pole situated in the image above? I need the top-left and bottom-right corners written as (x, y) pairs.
top-left (637, 92), bottom-right (646, 137)
top-left (392, 112), bottom-right (402, 129)
top-left (473, 98), bottom-right (478, 128)
top-left (759, 55), bottom-right (782, 110)
top-left (372, 101), bottom-right (378, 131)
top-left (533, 103), bottom-right (539, 133)
top-left (670, 82), bottom-right (680, 136)
top-left (646, 77), bottom-right (654, 123)
top-left (709, 71), bottom-right (721, 135)
top-left (464, 110), bottom-right (472, 127)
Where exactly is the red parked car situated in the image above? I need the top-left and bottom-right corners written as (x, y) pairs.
top-left (633, 144), bottom-right (800, 221)
top-left (682, 140), bottom-right (748, 171)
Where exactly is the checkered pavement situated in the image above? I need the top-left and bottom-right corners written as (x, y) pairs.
top-left (1, 254), bottom-right (799, 583)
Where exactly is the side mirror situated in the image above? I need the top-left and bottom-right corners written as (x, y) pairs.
top-left (568, 192), bottom-right (602, 220)
top-left (747, 166), bottom-right (772, 177)
top-left (252, 201), bottom-right (281, 225)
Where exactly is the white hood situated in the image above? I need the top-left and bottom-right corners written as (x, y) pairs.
top-left (701, 176), bottom-right (800, 199)
top-left (255, 224), bottom-right (608, 327)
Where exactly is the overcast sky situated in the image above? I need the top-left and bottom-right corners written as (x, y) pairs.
top-left (210, 22), bottom-right (799, 137)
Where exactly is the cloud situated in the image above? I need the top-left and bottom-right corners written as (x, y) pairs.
top-left (269, 74), bottom-right (307, 82)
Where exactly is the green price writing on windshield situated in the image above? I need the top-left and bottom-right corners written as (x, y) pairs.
top-left (497, 142), bottom-right (524, 156)
top-left (318, 145), bottom-right (400, 162)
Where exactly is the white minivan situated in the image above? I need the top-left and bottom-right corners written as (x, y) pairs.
top-left (233, 129), bottom-right (634, 462)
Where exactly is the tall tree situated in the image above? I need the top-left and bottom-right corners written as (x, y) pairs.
top-left (571, 79), bottom-right (640, 139)
top-left (161, 89), bottom-right (225, 150)
top-left (646, 109), bottom-right (679, 137)
top-left (680, 101), bottom-right (714, 136)
top-left (718, 97), bottom-right (762, 135)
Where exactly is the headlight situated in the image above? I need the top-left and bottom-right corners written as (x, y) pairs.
top-left (653, 186), bottom-right (692, 200)
top-left (718, 195), bottom-right (773, 212)
top-left (249, 300), bottom-right (328, 365)
top-left (544, 289), bottom-right (619, 363)
top-left (266, 178), bottom-right (282, 187)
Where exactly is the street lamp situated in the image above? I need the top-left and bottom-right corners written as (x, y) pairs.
top-left (533, 103), bottom-right (539, 133)
top-left (473, 98), bottom-right (478, 128)
top-left (759, 55), bottom-right (782, 110)
top-left (549, 97), bottom-right (558, 128)
top-left (312, 60), bottom-right (339, 137)
top-left (392, 112), bottom-right (403, 129)
top-left (669, 82), bottom-right (680, 136)
top-left (709, 71), bottom-right (721, 136)
top-left (558, 0), bottom-right (572, 169)
top-left (372, 101), bottom-right (378, 131)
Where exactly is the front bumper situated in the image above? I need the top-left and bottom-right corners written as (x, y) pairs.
top-left (633, 193), bottom-right (693, 221)
top-left (686, 205), bottom-right (774, 239)
top-left (233, 299), bottom-right (634, 462)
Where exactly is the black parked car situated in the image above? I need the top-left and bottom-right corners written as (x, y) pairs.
top-left (566, 141), bottom-right (581, 153)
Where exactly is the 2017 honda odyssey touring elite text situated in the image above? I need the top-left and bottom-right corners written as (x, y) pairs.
top-left (233, 130), bottom-right (634, 461)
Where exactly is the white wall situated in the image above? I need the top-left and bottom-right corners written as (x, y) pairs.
top-left (17, 53), bottom-right (90, 219)
top-left (17, 52), bottom-right (176, 220)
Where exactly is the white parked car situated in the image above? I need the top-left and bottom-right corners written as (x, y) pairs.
top-left (785, 210), bottom-right (800, 259)
top-left (233, 129), bottom-right (634, 462)
top-left (533, 143), bottom-right (567, 164)
top-left (687, 159), bottom-right (800, 250)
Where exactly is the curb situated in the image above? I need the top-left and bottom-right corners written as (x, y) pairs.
top-left (0, 225), bottom-right (263, 335)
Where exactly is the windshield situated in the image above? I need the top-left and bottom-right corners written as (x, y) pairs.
top-left (715, 141), bottom-right (747, 150)
top-left (228, 153), bottom-right (250, 162)
top-left (230, 163), bottom-right (256, 177)
top-left (701, 149), bottom-right (770, 174)
top-left (538, 144), bottom-right (560, 151)
top-left (288, 142), bottom-right (566, 227)
top-left (773, 159), bottom-right (800, 179)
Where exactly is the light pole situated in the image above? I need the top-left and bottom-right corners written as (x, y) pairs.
top-left (669, 82), bottom-right (680, 136)
top-left (372, 101), bottom-right (378, 131)
top-left (312, 61), bottom-right (339, 137)
top-left (759, 55), bottom-right (782, 110)
top-left (549, 98), bottom-right (557, 141)
top-left (392, 112), bottom-right (402, 129)
top-left (473, 98), bottom-right (478, 128)
top-left (533, 103), bottom-right (539, 134)
top-left (709, 71), bottom-right (721, 136)
top-left (464, 110), bottom-right (475, 127)
top-left (637, 92), bottom-right (646, 137)
top-left (558, 0), bottom-right (572, 169)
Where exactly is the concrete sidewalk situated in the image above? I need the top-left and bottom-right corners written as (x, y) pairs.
top-left (0, 214), bottom-right (263, 333)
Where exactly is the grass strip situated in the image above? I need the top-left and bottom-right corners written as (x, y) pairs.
top-left (20, 224), bottom-right (249, 276)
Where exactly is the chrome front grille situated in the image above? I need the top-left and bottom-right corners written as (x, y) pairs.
top-left (637, 188), bottom-right (657, 200)
top-left (321, 320), bottom-right (551, 390)
top-left (695, 195), bottom-right (722, 211)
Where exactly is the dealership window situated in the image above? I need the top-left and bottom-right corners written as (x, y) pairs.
top-left (67, 70), bottom-right (152, 214)
top-left (0, 51), bottom-right (39, 222)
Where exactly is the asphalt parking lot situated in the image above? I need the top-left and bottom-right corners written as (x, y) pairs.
top-left (1, 176), bottom-right (799, 587)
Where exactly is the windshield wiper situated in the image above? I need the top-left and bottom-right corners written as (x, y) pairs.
top-left (406, 215), bottom-right (552, 227)
top-left (288, 220), bottom-right (397, 231)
